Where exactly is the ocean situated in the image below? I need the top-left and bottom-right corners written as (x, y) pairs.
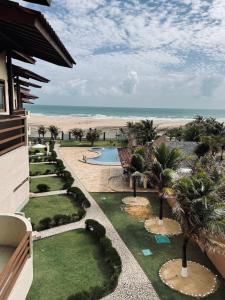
top-left (24, 104), bottom-right (225, 121)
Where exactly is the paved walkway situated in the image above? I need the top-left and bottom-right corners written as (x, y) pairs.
top-left (30, 174), bottom-right (57, 178)
top-left (30, 190), bottom-right (67, 198)
top-left (57, 147), bottom-right (159, 300)
top-left (30, 161), bottom-right (56, 165)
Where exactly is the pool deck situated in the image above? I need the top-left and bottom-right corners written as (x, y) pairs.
top-left (59, 147), bottom-right (151, 193)
top-left (59, 147), bottom-right (121, 192)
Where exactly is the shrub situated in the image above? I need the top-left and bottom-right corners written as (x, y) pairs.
top-left (39, 217), bottom-right (52, 230)
top-left (194, 143), bottom-right (210, 158)
top-left (85, 219), bottom-right (106, 240)
top-left (36, 184), bottom-right (50, 193)
top-left (77, 208), bottom-right (86, 220)
top-left (100, 236), bottom-right (112, 251)
top-left (44, 169), bottom-right (51, 175)
top-left (68, 187), bottom-right (91, 208)
top-left (67, 291), bottom-right (90, 300)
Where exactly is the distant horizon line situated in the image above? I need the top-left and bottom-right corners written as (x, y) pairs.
top-left (24, 104), bottom-right (225, 111)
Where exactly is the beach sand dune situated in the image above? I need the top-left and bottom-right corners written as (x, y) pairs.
top-left (29, 114), bottom-right (189, 132)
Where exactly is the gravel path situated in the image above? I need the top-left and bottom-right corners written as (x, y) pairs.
top-left (57, 147), bottom-right (159, 300)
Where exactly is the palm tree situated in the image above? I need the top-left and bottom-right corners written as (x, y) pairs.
top-left (37, 125), bottom-right (46, 139)
top-left (86, 128), bottom-right (100, 146)
top-left (127, 119), bottom-right (157, 145)
top-left (71, 128), bottom-right (83, 141)
top-left (150, 143), bottom-right (182, 225)
top-left (48, 125), bottom-right (59, 140)
top-left (174, 173), bottom-right (225, 277)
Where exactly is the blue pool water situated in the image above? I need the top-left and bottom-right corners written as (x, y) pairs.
top-left (87, 147), bottom-right (121, 166)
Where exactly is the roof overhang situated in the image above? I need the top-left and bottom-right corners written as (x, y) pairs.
top-left (21, 98), bottom-right (34, 104)
top-left (20, 91), bottom-right (38, 99)
top-left (18, 79), bottom-right (42, 88)
top-left (12, 50), bottom-right (36, 64)
top-left (13, 64), bottom-right (49, 83)
top-left (23, 0), bottom-right (52, 6)
top-left (0, 0), bottom-right (75, 67)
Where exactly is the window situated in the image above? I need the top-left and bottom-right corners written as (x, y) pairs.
top-left (0, 80), bottom-right (6, 111)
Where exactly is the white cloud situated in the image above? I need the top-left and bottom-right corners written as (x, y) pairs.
top-left (13, 0), bottom-right (225, 108)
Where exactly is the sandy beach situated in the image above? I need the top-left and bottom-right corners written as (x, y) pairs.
top-left (29, 114), bottom-right (189, 132)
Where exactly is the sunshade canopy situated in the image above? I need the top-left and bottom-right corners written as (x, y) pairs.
top-left (12, 64), bottom-right (49, 83)
top-left (18, 79), bottom-right (42, 88)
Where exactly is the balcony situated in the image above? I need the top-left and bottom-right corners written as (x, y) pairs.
top-left (0, 115), bottom-right (26, 157)
top-left (0, 214), bottom-right (32, 300)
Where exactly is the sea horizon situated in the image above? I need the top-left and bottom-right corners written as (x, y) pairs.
top-left (24, 104), bottom-right (225, 121)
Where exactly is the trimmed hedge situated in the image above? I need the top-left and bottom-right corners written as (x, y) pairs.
top-left (67, 187), bottom-right (91, 208)
top-left (36, 208), bottom-right (86, 231)
top-left (67, 220), bottom-right (122, 300)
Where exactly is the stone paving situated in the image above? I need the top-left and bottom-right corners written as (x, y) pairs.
top-left (57, 146), bottom-right (159, 300)
top-left (30, 190), bottom-right (67, 198)
top-left (30, 174), bottom-right (57, 178)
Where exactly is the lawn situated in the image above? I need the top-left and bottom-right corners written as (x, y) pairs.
top-left (29, 163), bottom-right (57, 176)
top-left (60, 139), bottom-right (124, 147)
top-left (93, 192), bottom-right (225, 300)
top-left (27, 230), bottom-right (111, 300)
top-left (30, 176), bottom-right (65, 193)
top-left (22, 195), bottom-right (78, 228)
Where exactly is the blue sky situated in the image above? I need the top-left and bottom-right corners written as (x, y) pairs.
top-left (17, 0), bottom-right (225, 108)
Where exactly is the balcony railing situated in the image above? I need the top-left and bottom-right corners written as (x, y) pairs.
top-left (0, 115), bottom-right (26, 156)
top-left (0, 232), bottom-right (31, 300)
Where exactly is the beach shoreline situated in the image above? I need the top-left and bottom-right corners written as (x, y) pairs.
top-left (29, 114), bottom-right (189, 132)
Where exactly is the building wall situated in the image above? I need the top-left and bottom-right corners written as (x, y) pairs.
top-left (0, 51), bottom-right (9, 114)
top-left (0, 146), bottom-right (29, 213)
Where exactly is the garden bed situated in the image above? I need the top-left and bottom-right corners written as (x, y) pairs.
top-left (29, 163), bottom-right (57, 176)
top-left (22, 195), bottom-right (82, 230)
top-left (93, 192), bottom-right (225, 300)
top-left (30, 176), bottom-right (66, 193)
top-left (26, 230), bottom-right (112, 300)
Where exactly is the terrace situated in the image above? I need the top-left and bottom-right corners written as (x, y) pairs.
top-left (0, 214), bottom-right (32, 300)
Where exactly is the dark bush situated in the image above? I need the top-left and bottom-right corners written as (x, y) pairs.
top-left (194, 143), bottom-right (210, 158)
top-left (39, 217), bottom-right (52, 230)
top-left (99, 236), bottom-right (112, 251)
top-left (44, 169), bottom-right (51, 175)
top-left (67, 291), bottom-right (90, 300)
top-left (51, 150), bottom-right (57, 161)
top-left (77, 208), bottom-right (86, 220)
top-left (68, 187), bottom-right (91, 208)
top-left (36, 184), bottom-right (50, 193)
top-left (85, 219), bottom-right (106, 240)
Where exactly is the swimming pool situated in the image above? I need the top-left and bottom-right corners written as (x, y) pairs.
top-left (87, 147), bottom-right (121, 166)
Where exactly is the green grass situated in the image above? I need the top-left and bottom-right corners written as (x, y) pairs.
top-left (29, 163), bottom-right (57, 175)
top-left (93, 192), bottom-right (225, 300)
top-left (60, 140), bottom-right (124, 147)
top-left (22, 195), bottom-right (78, 227)
top-left (30, 176), bottom-right (65, 193)
top-left (27, 230), bottom-right (111, 300)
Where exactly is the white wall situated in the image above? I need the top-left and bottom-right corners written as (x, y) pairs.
top-left (0, 146), bottom-right (29, 213)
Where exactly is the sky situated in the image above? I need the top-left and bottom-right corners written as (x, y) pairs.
top-left (16, 0), bottom-right (225, 109)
